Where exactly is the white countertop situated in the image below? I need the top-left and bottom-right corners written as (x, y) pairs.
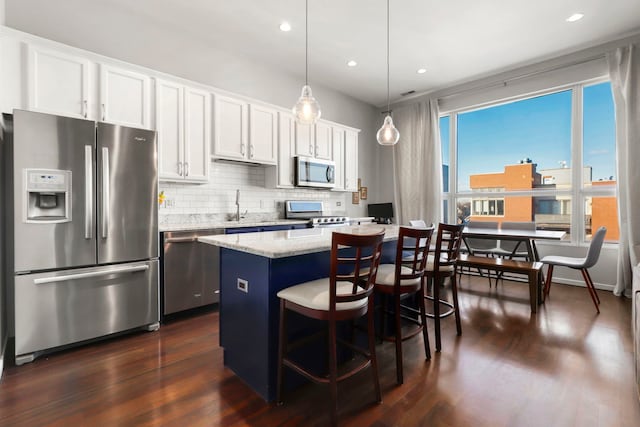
top-left (198, 224), bottom-right (400, 258)
top-left (159, 219), bottom-right (309, 232)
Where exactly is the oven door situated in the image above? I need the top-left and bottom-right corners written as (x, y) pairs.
top-left (295, 156), bottom-right (335, 188)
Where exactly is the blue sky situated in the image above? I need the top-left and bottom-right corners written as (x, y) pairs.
top-left (440, 82), bottom-right (616, 191)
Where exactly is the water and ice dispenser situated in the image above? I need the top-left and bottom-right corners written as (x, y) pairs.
top-left (23, 169), bottom-right (72, 223)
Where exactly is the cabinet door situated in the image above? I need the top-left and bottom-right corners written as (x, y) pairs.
top-left (294, 121), bottom-right (314, 157)
top-left (99, 64), bottom-right (151, 129)
top-left (156, 79), bottom-right (184, 181)
top-left (332, 127), bottom-right (345, 191)
top-left (277, 112), bottom-right (296, 187)
top-left (213, 94), bottom-right (247, 161)
top-left (344, 129), bottom-right (359, 191)
top-left (184, 87), bottom-right (211, 182)
top-left (27, 45), bottom-right (91, 119)
top-left (314, 121), bottom-right (333, 160)
top-left (248, 103), bottom-right (277, 164)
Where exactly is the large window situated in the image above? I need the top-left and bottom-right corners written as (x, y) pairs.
top-left (441, 81), bottom-right (618, 243)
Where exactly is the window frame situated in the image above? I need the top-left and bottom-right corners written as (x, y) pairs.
top-left (440, 76), bottom-right (617, 246)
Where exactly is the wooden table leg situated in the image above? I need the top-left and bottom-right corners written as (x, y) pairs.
top-left (528, 269), bottom-right (538, 313)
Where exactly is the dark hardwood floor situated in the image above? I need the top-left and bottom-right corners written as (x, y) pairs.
top-left (1, 275), bottom-right (638, 426)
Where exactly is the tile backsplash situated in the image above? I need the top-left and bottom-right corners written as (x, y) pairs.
top-left (159, 161), bottom-right (347, 225)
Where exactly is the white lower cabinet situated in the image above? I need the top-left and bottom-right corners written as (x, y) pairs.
top-left (157, 79), bottom-right (209, 182)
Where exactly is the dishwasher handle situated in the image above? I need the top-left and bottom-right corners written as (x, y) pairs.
top-left (164, 236), bottom-right (199, 244)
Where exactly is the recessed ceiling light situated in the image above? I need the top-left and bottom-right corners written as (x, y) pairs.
top-left (417, 68), bottom-right (427, 74)
top-left (279, 22), bottom-right (291, 32)
top-left (347, 60), bottom-right (357, 67)
top-left (566, 13), bottom-right (584, 22)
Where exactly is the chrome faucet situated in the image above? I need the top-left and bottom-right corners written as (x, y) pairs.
top-left (235, 189), bottom-right (241, 221)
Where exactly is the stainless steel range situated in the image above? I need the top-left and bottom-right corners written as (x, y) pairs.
top-left (285, 200), bottom-right (349, 228)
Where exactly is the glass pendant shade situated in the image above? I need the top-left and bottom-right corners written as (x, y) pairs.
top-left (376, 114), bottom-right (400, 145)
top-left (293, 85), bottom-right (321, 124)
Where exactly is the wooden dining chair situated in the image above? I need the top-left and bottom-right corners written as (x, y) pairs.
top-left (276, 230), bottom-right (385, 426)
top-left (425, 223), bottom-right (465, 352)
top-left (541, 226), bottom-right (606, 313)
top-left (374, 226), bottom-right (434, 384)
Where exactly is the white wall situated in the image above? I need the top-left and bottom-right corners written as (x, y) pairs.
top-left (4, 0), bottom-right (381, 219)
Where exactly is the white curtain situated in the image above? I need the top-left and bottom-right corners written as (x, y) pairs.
top-left (392, 99), bottom-right (442, 226)
top-left (607, 44), bottom-right (640, 297)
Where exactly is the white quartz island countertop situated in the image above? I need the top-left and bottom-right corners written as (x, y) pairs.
top-left (198, 224), bottom-right (400, 258)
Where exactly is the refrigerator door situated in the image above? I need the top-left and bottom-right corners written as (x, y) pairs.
top-left (14, 260), bottom-right (159, 359)
top-left (11, 110), bottom-right (97, 272)
top-left (97, 123), bottom-right (158, 264)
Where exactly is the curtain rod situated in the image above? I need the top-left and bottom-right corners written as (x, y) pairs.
top-left (436, 53), bottom-right (607, 101)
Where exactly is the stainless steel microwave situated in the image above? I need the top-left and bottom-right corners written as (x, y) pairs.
top-left (295, 156), bottom-right (335, 189)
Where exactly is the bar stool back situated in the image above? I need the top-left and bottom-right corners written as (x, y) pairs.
top-left (276, 229), bottom-right (385, 426)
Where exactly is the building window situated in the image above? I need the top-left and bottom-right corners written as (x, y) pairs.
top-left (440, 81), bottom-right (618, 243)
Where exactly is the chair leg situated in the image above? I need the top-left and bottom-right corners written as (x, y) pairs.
top-left (451, 272), bottom-right (462, 336)
top-left (393, 291), bottom-right (403, 385)
top-left (276, 301), bottom-right (287, 405)
top-left (544, 265), bottom-right (554, 296)
top-left (328, 318), bottom-right (338, 426)
top-left (367, 298), bottom-right (382, 403)
top-left (433, 276), bottom-right (442, 352)
top-left (378, 295), bottom-right (387, 343)
top-left (419, 279), bottom-right (431, 361)
top-left (580, 268), bottom-right (600, 313)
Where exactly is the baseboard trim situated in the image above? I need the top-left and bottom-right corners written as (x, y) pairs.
top-left (551, 277), bottom-right (614, 292)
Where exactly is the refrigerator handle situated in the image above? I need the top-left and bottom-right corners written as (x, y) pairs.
top-left (101, 147), bottom-right (110, 239)
top-left (33, 264), bottom-right (150, 285)
top-left (84, 145), bottom-right (93, 239)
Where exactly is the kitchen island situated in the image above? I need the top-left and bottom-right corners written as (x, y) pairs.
top-left (199, 224), bottom-right (399, 401)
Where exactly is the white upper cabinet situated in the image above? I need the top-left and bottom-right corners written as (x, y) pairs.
top-left (248, 103), bottom-right (277, 164)
top-left (314, 121), bottom-right (333, 160)
top-left (27, 45), bottom-right (91, 119)
top-left (332, 127), bottom-right (345, 191)
top-left (266, 112), bottom-right (296, 188)
top-left (294, 121), bottom-right (314, 157)
top-left (213, 94), bottom-right (248, 161)
top-left (344, 129), bottom-right (359, 192)
top-left (99, 64), bottom-right (152, 129)
top-left (156, 79), bottom-right (210, 183)
top-left (183, 87), bottom-right (210, 182)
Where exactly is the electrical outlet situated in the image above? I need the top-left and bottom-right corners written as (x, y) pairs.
top-left (165, 198), bottom-right (175, 208)
top-left (237, 278), bottom-right (249, 293)
top-left (336, 201), bottom-right (342, 206)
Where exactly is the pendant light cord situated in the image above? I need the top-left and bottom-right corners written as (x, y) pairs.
top-left (305, 0), bottom-right (309, 86)
top-left (386, 0), bottom-right (390, 113)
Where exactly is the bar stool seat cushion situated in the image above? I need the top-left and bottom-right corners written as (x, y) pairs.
top-left (425, 255), bottom-right (454, 272)
top-left (375, 264), bottom-right (422, 287)
top-left (277, 279), bottom-right (368, 312)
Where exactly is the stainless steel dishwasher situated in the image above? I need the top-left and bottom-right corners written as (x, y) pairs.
top-left (162, 229), bottom-right (223, 316)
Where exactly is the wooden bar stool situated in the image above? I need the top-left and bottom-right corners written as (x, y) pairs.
top-left (374, 226), bottom-right (434, 384)
top-left (425, 223), bottom-right (465, 352)
top-left (276, 229), bottom-right (385, 426)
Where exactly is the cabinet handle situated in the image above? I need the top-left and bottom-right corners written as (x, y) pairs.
top-left (83, 100), bottom-right (88, 118)
top-left (194, 293), bottom-right (202, 298)
top-left (309, 144), bottom-right (313, 155)
top-left (315, 145), bottom-right (319, 156)
top-left (249, 145), bottom-right (254, 158)
top-left (177, 162), bottom-right (183, 176)
top-left (241, 144), bottom-right (246, 156)
top-left (101, 103), bottom-right (106, 121)
top-left (184, 162), bottom-right (189, 177)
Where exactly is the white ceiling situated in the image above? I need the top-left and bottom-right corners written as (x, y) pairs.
top-left (20, 0), bottom-right (640, 107)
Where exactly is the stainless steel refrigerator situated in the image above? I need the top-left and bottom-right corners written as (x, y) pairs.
top-left (3, 110), bottom-right (159, 365)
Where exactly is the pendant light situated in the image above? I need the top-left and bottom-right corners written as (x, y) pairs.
top-left (293, 0), bottom-right (321, 124)
top-left (377, 0), bottom-right (400, 145)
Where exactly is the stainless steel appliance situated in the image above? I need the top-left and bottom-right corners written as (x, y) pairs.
top-left (3, 110), bottom-right (159, 365)
top-left (294, 156), bottom-right (336, 189)
top-left (162, 229), bottom-right (222, 315)
top-left (285, 200), bottom-right (349, 227)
